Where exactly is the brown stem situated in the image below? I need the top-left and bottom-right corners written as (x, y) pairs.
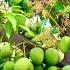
top-left (23, 42), bottom-right (26, 57)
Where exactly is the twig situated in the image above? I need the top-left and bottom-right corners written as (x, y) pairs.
top-left (16, 42), bottom-right (23, 47)
top-left (23, 42), bottom-right (26, 57)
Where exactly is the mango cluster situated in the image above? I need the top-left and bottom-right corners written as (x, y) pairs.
top-left (0, 36), bottom-right (70, 70)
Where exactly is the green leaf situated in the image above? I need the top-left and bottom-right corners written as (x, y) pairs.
top-left (54, 3), bottom-right (64, 12)
top-left (6, 13), bottom-right (17, 31)
top-left (22, 0), bottom-right (30, 9)
top-left (15, 14), bottom-right (26, 25)
top-left (22, 0), bottom-right (31, 12)
top-left (11, 6), bottom-right (23, 13)
top-left (5, 21), bottom-right (13, 39)
top-left (19, 25), bottom-right (35, 37)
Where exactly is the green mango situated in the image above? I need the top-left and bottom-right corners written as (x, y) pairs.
top-left (0, 42), bottom-right (13, 58)
top-left (14, 58), bottom-right (34, 70)
top-left (62, 65), bottom-right (70, 70)
top-left (24, 32), bottom-right (34, 39)
top-left (47, 66), bottom-right (58, 70)
top-left (34, 65), bottom-right (43, 70)
top-left (45, 48), bottom-right (59, 65)
top-left (58, 36), bottom-right (70, 53)
top-left (3, 61), bottom-right (14, 70)
top-left (30, 47), bottom-right (44, 65)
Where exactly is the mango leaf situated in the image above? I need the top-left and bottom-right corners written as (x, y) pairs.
top-left (5, 13), bottom-right (17, 31)
top-left (19, 25), bottom-right (35, 37)
top-left (11, 6), bottom-right (23, 13)
top-left (15, 14), bottom-right (26, 25)
top-left (53, 3), bottom-right (64, 12)
top-left (5, 21), bottom-right (13, 39)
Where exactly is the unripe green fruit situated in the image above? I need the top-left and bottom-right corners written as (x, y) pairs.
top-left (0, 42), bottom-right (13, 58)
top-left (47, 66), bottom-right (58, 70)
top-left (30, 47), bottom-right (44, 65)
top-left (0, 47), bottom-right (13, 58)
top-left (34, 65), bottom-right (43, 70)
top-left (28, 60), bottom-right (34, 70)
top-left (58, 36), bottom-right (70, 53)
top-left (62, 65), bottom-right (70, 70)
top-left (24, 32), bottom-right (34, 39)
top-left (45, 48), bottom-right (59, 65)
top-left (3, 61), bottom-right (14, 70)
top-left (14, 58), bottom-right (34, 70)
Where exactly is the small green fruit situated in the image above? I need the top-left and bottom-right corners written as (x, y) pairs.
top-left (47, 66), bottom-right (58, 70)
top-left (62, 65), bottom-right (70, 70)
top-left (34, 65), bottom-right (43, 70)
top-left (14, 58), bottom-right (34, 70)
top-left (58, 36), bottom-right (70, 53)
top-left (28, 61), bottom-right (34, 70)
top-left (3, 61), bottom-right (14, 70)
top-left (45, 48), bottom-right (59, 65)
top-left (30, 47), bottom-right (44, 65)
top-left (0, 42), bottom-right (13, 58)
top-left (24, 32), bottom-right (34, 39)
